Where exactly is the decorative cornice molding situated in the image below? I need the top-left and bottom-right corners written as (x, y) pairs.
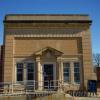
top-left (4, 22), bottom-right (90, 29)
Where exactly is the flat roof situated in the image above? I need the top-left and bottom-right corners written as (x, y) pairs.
top-left (4, 14), bottom-right (91, 23)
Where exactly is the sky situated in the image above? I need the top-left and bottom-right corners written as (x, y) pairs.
top-left (0, 0), bottom-right (100, 53)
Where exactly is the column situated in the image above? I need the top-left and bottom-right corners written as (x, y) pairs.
top-left (61, 61), bottom-right (63, 83)
top-left (57, 57), bottom-right (64, 92)
top-left (70, 61), bottom-right (75, 91)
top-left (70, 62), bottom-right (74, 84)
top-left (36, 56), bottom-right (43, 90)
top-left (23, 63), bottom-right (27, 81)
top-left (57, 57), bottom-right (63, 83)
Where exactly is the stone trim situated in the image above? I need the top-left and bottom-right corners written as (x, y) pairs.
top-left (4, 14), bottom-right (91, 21)
top-left (5, 28), bottom-right (83, 37)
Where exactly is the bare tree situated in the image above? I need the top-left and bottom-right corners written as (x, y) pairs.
top-left (93, 53), bottom-right (100, 67)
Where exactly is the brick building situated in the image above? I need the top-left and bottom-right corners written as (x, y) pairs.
top-left (2, 14), bottom-right (95, 91)
top-left (0, 45), bottom-right (3, 82)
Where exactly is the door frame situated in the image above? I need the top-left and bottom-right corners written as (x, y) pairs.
top-left (43, 62), bottom-right (56, 82)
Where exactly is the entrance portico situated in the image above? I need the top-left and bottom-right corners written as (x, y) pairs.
top-left (35, 47), bottom-right (63, 90)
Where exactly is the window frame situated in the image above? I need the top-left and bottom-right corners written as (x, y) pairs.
top-left (74, 62), bottom-right (80, 84)
top-left (63, 62), bottom-right (70, 83)
top-left (16, 63), bottom-right (24, 82)
top-left (26, 63), bottom-right (35, 81)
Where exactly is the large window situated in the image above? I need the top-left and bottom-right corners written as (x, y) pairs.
top-left (27, 63), bottom-right (34, 80)
top-left (63, 63), bottom-right (70, 82)
top-left (16, 63), bottom-right (23, 81)
top-left (74, 62), bottom-right (80, 84)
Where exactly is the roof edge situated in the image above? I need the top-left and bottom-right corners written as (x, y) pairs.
top-left (5, 14), bottom-right (90, 17)
top-left (3, 20), bottom-right (92, 24)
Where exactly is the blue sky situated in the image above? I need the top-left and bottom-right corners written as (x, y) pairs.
top-left (0, 0), bottom-right (100, 53)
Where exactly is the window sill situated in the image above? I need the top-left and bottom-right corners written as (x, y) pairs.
top-left (63, 82), bottom-right (80, 85)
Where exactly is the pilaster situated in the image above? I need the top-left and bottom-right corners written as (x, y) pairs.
top-left (70, 62), bottom-right (74, 84)
top-left (23, 63), bottom-right (26, 81)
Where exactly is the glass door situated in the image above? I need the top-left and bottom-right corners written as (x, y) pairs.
top-left (43, 64), bottom-right (53, 89)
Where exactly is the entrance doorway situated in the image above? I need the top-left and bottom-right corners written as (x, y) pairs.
top-left (43, 64), bottom-right (54, 89)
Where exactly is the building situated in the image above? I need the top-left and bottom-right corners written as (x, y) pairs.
top-left (2, 14), bottom-right (95, 91)
top-left (0, 45), bottom-right (3, 82)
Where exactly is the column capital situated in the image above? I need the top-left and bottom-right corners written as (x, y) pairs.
top-left (57, 56), bottom-right (63, 62)
top-left (36, 56), bottom-right (40, 62)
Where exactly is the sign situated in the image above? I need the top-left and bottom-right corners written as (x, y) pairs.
top-left (88, 80), bottom-right (97, 92)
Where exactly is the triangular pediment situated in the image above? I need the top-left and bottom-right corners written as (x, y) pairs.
top-left (34, 47), bottom-right (63, 56)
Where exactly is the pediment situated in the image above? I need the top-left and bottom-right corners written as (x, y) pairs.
top-left (34, 47), bottom-right (63, 56)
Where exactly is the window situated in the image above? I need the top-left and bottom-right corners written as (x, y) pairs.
top-left (74, 62), bottom-right (80, 84)
top-left (27, 63), bottom-right (34, 80)
top-left (63, 63), bottom-right (70, 82)
top-left (16, 63), bottom-right (23, 81)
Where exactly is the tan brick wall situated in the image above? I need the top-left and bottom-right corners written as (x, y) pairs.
top-left (14, 37), bottom-right (82, 56)
top-left (3, 35), bottom-right (14, 82)
top-left (82, 29), bottom-right (94, 89)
